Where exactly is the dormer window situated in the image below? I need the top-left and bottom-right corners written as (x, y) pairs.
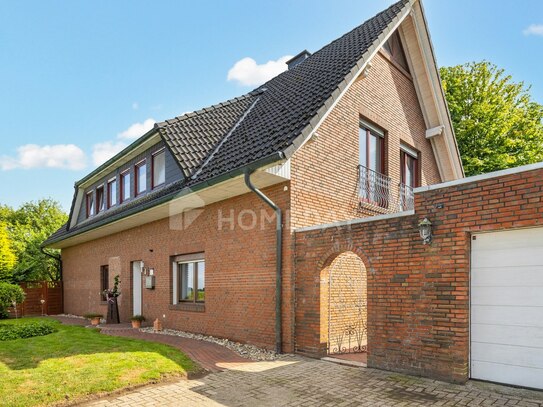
top-left (121, 170), bottom-right (130, 203)
top-left (107, 178), bottom-right (117, 208)
top-left (152, 149), bottom-right (165, 188)
top-left (135, 160), bottom-right (147, 196)
top-left (96, 185), bottom-right (105, 213)
top-left (86, 191), bottom-right (95, 218)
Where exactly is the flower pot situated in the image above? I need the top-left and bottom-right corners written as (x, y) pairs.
top-left (90, 317), bottom-right (101, 326)
top-left (131, 320), bottom-right (141, 329)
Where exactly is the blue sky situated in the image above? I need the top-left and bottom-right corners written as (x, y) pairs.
top-left (1, 0), bottom-right (542, 211)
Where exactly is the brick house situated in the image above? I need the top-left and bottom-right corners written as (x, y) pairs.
top-left (44, 0), bottom-right (470, 376)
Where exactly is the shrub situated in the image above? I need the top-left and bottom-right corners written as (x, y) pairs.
top-left (130, 315), bottom-right (146, 322)
top-left (0, 320), bottom-right (57, 341)
top-left (0, 282), bottom-right (25, 319)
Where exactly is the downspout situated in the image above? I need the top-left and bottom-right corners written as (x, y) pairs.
top-left (244, 169), bottom-right (283, 354)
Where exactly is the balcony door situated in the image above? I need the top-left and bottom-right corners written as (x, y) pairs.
top-left (359, 121), bottom-right (384, 174)
top-left (359, 121), bottom-right (387, 207)
top-left (399, 144), bottom-right (419, 211)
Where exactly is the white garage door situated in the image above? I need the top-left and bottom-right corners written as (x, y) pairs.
top-left (471, 227), bottom-right (543, 389)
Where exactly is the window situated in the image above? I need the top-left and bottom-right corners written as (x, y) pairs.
top-left (86, 191), bottom-right (95, 218)
top-left (120, 170), bottom-right (130, 202)
top-left (399, 144), bottom-right (419, 211)
top-left (359, 120), bottom-right (388, 208)
top-left (400, 144), bottom-right (419, 188)
top-left (135, 160), bottom-right (146, 195)
top-left (383, 30), bottom-right (410, 73)
top-left (172, 255), bottom-right (205, 304)
top-left (96, 185), bottom-right (105, 213)
top-left (100, 265), bottom-right (109, 302)
top-left (359, 121), bottom-right (385, 174)
top-left (107, 178), bottom-right (117, 208)
top-left (152, 149), bottom-right (166, 188)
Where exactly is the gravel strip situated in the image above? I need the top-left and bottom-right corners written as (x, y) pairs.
top-left (56, 313), bottom-right (86, 319)
top-left (139, 327), bottom-right (277, 361)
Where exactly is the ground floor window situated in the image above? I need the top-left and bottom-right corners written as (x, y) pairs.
top-left (100, 265), bottom-right (109, 301)
top-left (172, 254), bottom-right (205, 304)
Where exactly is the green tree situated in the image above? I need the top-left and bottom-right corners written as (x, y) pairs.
top-left (440, 61), bottom-right (543, 176)
top-left (3, 199), bottom-right (67, 282)
top-left (0, 222), bottom-right (16, 281)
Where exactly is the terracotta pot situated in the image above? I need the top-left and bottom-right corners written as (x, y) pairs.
top-left (91, 317), bottom-right (101, 326)
top-left (131, 320), bottom-right (142, 329)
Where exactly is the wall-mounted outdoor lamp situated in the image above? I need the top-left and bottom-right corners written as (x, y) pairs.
top-left (139, 261), bottom-right (155, 276)
top-left (418, 218), bottom-right (433, 245)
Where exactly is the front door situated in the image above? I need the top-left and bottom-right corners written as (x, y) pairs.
top-left (132, 261), bottom-right (142, 316)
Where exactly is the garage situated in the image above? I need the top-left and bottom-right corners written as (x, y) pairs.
top-left (471, 227), bottom-right (543, 389)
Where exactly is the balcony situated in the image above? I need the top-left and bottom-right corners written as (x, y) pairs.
top-left (358, 165), bottom-right (414, 213)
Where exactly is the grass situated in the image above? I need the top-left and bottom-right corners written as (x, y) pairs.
top-left (0, 317), bottom-right (197, 407)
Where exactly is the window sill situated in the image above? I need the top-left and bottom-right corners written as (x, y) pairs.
top-left (169, 303), bottom-right (205, 313)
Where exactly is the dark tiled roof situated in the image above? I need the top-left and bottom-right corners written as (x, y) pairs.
top-left (44, 0), bottom-right (410, 246)
top-left (157, 92), bottom-right (261, 177)
top-left (188, 0), bottom-right (410, 184)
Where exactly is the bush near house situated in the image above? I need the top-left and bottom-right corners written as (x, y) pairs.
top-left (0, 282), bottom-right (25, 319)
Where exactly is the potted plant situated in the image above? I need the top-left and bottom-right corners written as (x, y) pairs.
top-left (130, 315), bottom-right (145, 329)
top-left (84, 313), bottom-right (103, 326)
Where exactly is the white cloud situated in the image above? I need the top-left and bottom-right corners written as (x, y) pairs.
top-left (117, 118), bottom-right (156, 140)
top-left (0, 144), bottom-right (86, 171)
top-left (523, 24), bottom-right (543, 36)
top-left (90, 118), bottom-right (157, 166)
top-left (92, 141), bottom-right (128, 166)
top-left (227, 55), bottom-right (292, 86)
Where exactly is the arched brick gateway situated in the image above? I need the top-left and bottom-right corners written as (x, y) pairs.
top-left (294, 164), bottom-right (543, 384)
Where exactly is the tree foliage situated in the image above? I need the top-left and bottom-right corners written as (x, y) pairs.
top-left (0, 223), bottom-right (16, 281)
top-left (440, 61), bottom-right (543, 176)
top-left (0, 199), bottom-right (67, 282)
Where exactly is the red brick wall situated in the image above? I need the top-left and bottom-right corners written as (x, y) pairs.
top-left (294, 167), bottom-right (543, 383)
top-left (62, 182), bottom-right (295, 352)
top-left (290, 52), bottom-right (441, 229)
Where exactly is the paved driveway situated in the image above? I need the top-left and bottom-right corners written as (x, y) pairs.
top-left (85, 355), bottom-right (543, 407)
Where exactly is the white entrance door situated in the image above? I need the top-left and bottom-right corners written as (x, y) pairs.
top-left (132, 261), bottom-right (142, 316)
top-left (471, 228), bottom-right (543, 389)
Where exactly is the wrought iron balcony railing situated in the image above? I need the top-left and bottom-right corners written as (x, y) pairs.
top-left (358, 165), bottom-right (415, 213)
top-left (358, 165), bottom-right (391, 209)
top-left (399, 183), bottom-right (414, 212)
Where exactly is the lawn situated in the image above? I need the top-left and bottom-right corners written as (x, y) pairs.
top-left (0, 317), bottom-right (197, 407)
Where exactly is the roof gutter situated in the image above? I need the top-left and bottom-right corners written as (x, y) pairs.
top-left (244, 169), bottom-right (283, 354)
top-left (43, 151), bottom-right (285, 247)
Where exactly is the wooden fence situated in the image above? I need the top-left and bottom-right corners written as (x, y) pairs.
top-left (8, 281), bottom-right (63, 317)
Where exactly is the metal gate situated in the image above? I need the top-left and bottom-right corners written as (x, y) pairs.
top-left (327, 253), bottom-right (367, 355)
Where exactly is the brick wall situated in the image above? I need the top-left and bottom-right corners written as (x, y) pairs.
top-left (290, 52), bottom-right (441, 229)
top-left (62, 182), bottom-right (295, 352)
top-left (294, 167), bottom-right (543, 383)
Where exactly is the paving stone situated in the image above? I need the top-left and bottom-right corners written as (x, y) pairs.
top-left (82, 354), bottom-right (543, 406)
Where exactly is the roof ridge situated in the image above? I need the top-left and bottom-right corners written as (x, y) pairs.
top-left (156, 90), bottom-right (264, 128)
top-left (189, 96), bottom-right (262, 180)
top-left (256, 0), bottom-right (408, 91)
